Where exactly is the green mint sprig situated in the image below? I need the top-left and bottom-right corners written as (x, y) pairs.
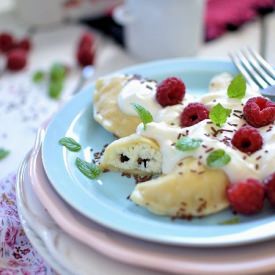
top-left (32, 71), bottom-right (45, 83)
top-left (0, 148), bottom-right (10, 160)
top-left (175, 137), bottom-right (202, 151)
top-left (49, 81), bottom-right (63, 99)
top-left (207, 149), bottom-right (231, 168)
top-left (32, 63), bottom-right (67, 100)
top-left (59, 137), bottom-right (81, 152)
top-left (50, 63), bottom-right (66, 82)
top-left (132, 103), bottom-right (153, 130)
top-left (75, 157), bottom-right (102, 180)
top-left (209, 103), bottom-right (231, 127)
top-left (227, 74), bottom-right (246, 99)
top-left (49, 63), bottom-right (66, 99)
top-left (219, 216), bottom-right (240, 225)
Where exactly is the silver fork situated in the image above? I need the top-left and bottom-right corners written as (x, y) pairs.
top-left (229, 47), bottom-right (275, 100)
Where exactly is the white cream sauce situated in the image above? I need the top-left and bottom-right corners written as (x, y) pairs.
top-left (118, 74), bottom-right (274, 183)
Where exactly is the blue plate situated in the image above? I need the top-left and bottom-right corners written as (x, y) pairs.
top-left (42, 59), bottom-right (275, 246)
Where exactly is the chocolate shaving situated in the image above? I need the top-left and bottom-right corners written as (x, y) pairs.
top-left (233, 113), bottom-right (243, 119)
top-left (256, 156), bottom-right (262, 160)
top-left (137, 158), bottom-right (150, 168)
top-left (134, 175), bottom-right (152, 184)
top-left (227, 122), bottom-right (238, 127)
top-left (218, 129), bottom-right (234, 133)
top-left (120, 154), bottom-right (130, 163)
top-left (211, 126), bottom-right (219, 137)
top-left (205, 147), bottom-right (214, 153)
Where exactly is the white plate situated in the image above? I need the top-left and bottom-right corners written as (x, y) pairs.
top-left (26, 128), bottom-right (275, 275)
top-left (16, 152), bottom-right (164, 275)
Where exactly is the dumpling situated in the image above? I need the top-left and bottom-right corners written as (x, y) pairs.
top-left (100, 134), bottom-right (162, 175)
top-left (131, 157), bottom-right (229, 217)
top-left (93, 76), bottom-right (141, 138)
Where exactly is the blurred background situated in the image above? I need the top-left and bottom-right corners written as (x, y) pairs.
top-left (0, 0), bottom-right (275, 177)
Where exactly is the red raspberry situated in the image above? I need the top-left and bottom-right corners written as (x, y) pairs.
top-left (264, 173), bottom-right (275, 207)
top-left (243, 97), bottom-right (275, 128)
top-left (6, 49), bottom-right (27, 71)
top-left (0, 32), bottom-right (14, 53)
top-left (76, 45), bottom-right (94, 67)
top-left (15, 37), bottom-right (32, 52)
top-left (227, 179), bottom-right (264, 215)
top-left (231, 126), bottom-right (263, 154)
top-left (78, 32), bottom-right (94, 49)
top-left (156, 77), bottom-right (185, 107)
top-left (180, 103), bottom-right (209, 127)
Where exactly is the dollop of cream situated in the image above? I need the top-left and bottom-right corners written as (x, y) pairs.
top-left (117, 79), bottom-right (162, 119)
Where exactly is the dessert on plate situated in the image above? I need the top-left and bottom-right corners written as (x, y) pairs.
top-left (93, 71), bottom-right (275, 218)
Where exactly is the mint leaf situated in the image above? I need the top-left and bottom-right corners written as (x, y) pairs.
top-left (227, 74), bottom-right (246, 99)
top-left (207, 149), bottom-right (231, 168)
top-left (219, 216), bottom-right (240, 225)
top-left (209, 103), bottom-right (231, 127)
top-left (175, 137), bottom-right (202, 151)
top-left (0, 148), bottom-right (10, 160)
top-left (32, 71), bottom-right (45, 83)
top-left (50, 64), bottom-right (66, 82)
top-left (132, 103), bottom-right (153, 129)
top-left (75, 157), bottom-right (101, 180)
top-left (49, 80), bottom-right (63, 99)
top-left (59, 137), bottom-right (81, 152)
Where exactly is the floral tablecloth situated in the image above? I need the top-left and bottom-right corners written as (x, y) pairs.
top-left (0, 70), bottom-right (63, 273)
top-left (0, 173), bottom-right (55, 274)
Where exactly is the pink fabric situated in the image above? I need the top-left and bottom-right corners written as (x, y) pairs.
top-left (0, 173), bottom-right (54, 274)
top-left (205, 0), bottom-right (275, 41)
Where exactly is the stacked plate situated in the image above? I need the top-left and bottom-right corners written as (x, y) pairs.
top-left (16, 59), bottom-right (275, 275)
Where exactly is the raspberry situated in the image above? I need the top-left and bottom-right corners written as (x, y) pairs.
top-left (264, 173), bottom-right (275, 207)
top-left (227, 179), bottom-right (264, 215)
top-left (79, 32), bottom-right (94, 48)
top-left (156, 77), bottom-right (185, 107)
top-left (243, 97), bottom-right (275, 127)
top-left (0, 32), bottom-right (14, 53)
top-left (76, 45), bottom-right (94, 67)
top-left (180, 103), bottom-right (209, 127)
top-left (15, 37), bottom-right (32, 52)
top-left (231, 126), bottom-right (263, 154)
top-left (6, 49), bottom-right (27, 71)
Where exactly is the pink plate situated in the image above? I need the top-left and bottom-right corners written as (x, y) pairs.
top-left (29, 137), bottom-right (275, 275)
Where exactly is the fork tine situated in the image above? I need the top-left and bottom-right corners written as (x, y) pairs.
top-left (247, 47), bottom-right (275, 78)
top-left (242, 48), bottom-right (275, 86)
top-left (229, 52), bottom-right (259, 90)
top-left (235, 51), bottom-right (269, 89)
